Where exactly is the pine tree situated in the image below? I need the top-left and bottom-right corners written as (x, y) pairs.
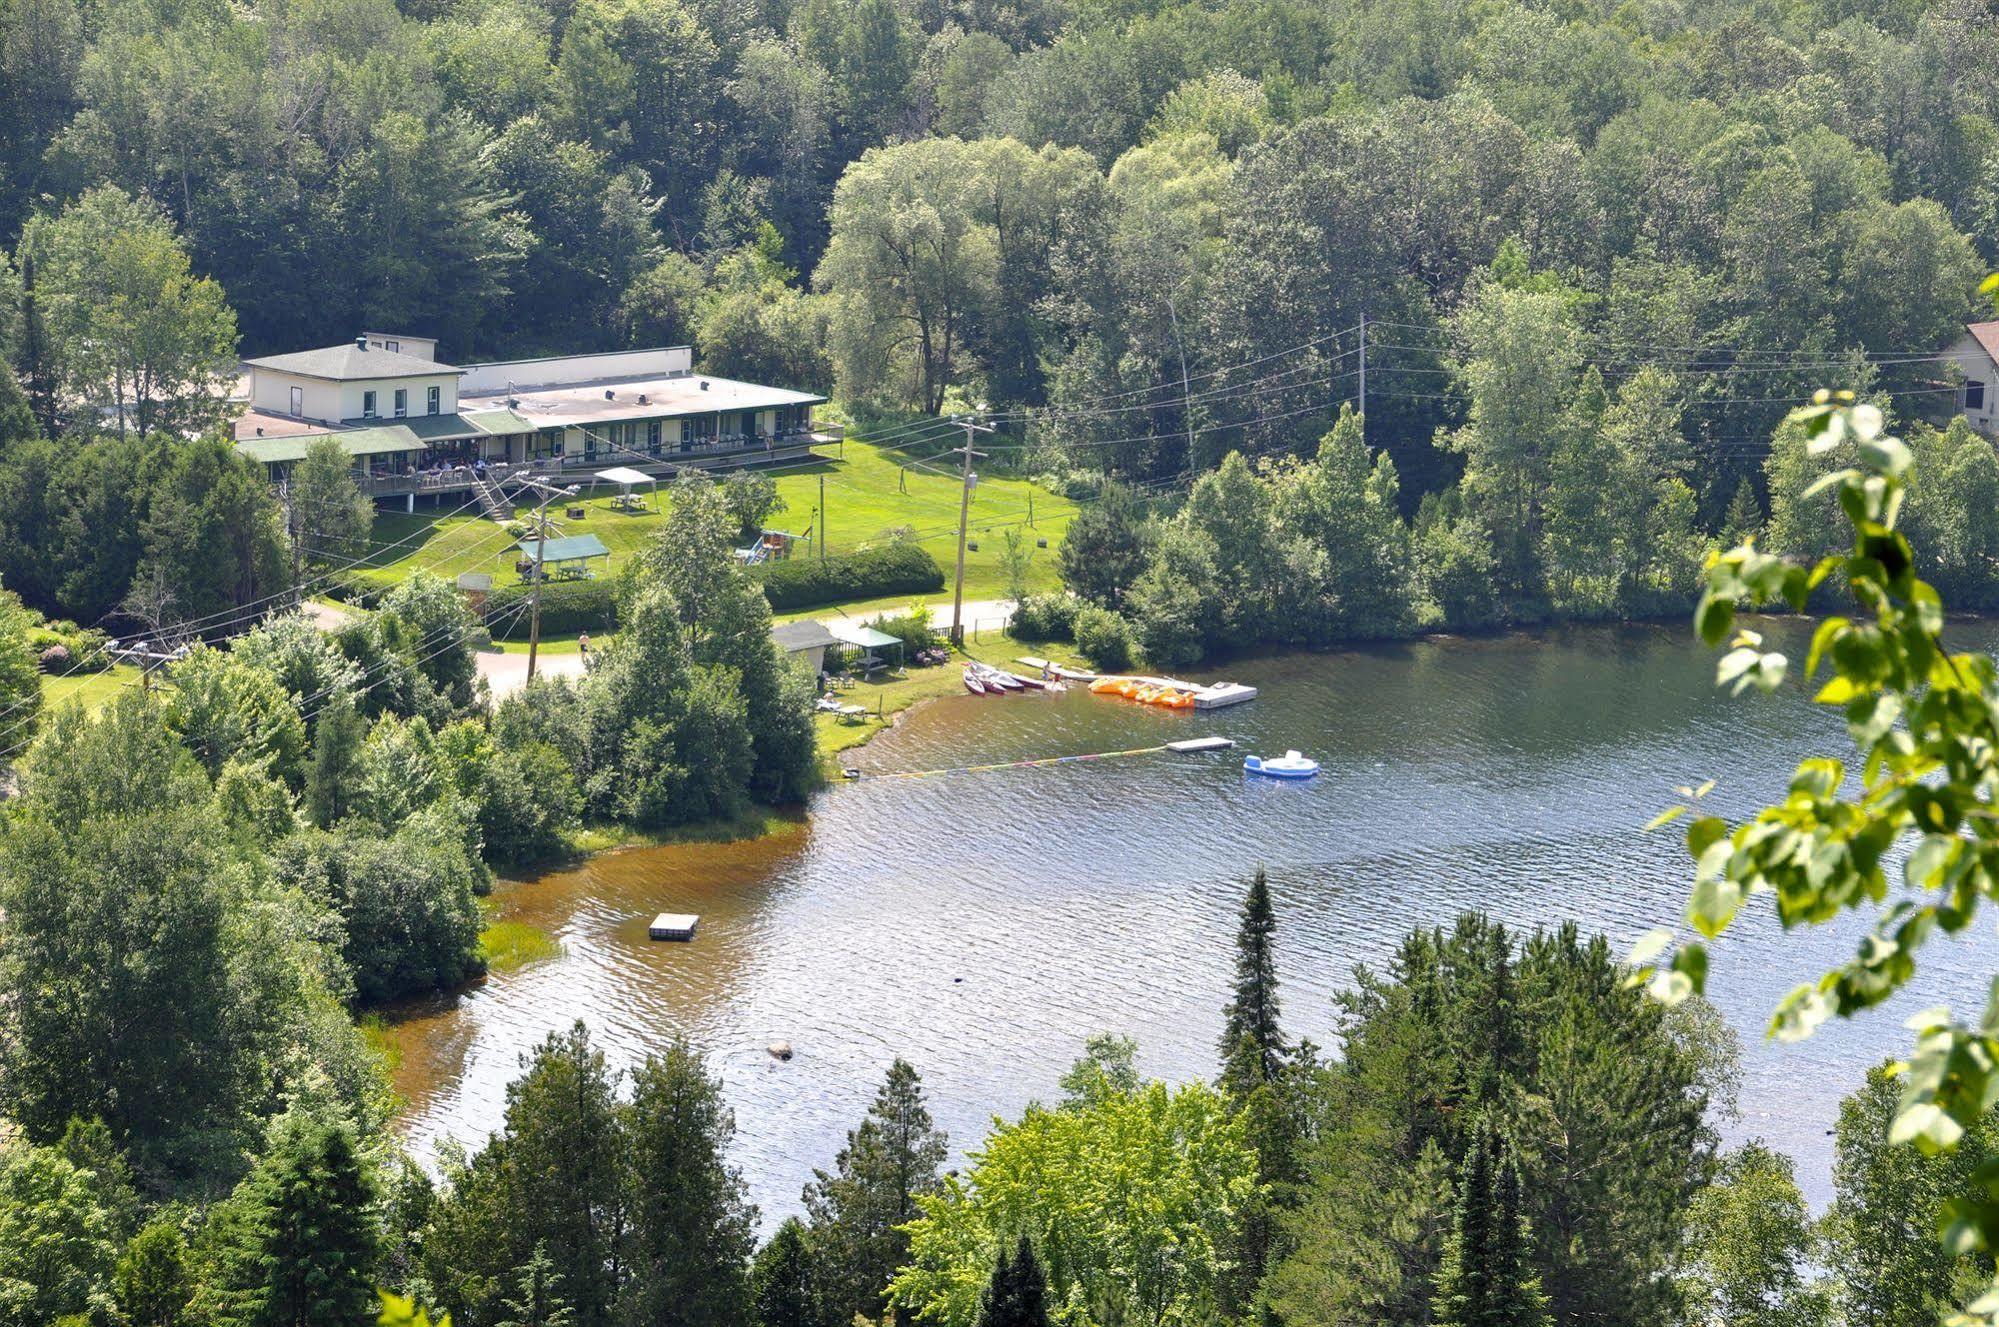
top-left (305, 694), bottom-right (366, 828)
top-left (618, 1038), bottom-right (758, 1327)
top-left (974, 1237), bottom-right (1050, 1327)
top-left (500, 1242), bottom-right (577, 1327)
top-left (1221, 868), bottom-right (1286, 1091)
top-left (1430, 1121), bottom-right (1548, 1327)
top-left (208, 1109), bottom-right (382, 1327)
top-left (117, 1218), bottom-right (193, 1327)
top-left (1722, 476), bottom-right (1763, 546)
top-left (752, 1218), bottom-right (824, 1327)
top-left (804, 1058), bottom-right (949, 1327)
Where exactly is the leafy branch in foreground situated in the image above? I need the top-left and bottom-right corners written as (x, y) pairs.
top-left (1631, 390), bottom-right (1999, 1323)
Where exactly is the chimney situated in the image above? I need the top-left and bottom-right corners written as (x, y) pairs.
top-left (356, 335), bottom-right (368, 350)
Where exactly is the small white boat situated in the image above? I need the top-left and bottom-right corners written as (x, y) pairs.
top-left (1244, 750), bottom-right (1319, 779)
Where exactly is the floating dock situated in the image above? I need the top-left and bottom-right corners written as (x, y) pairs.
top-left (648, 913), bottom-right (699, 941)
top-left (1167, 736), bottom-right (1236, 753)
top-left (1087, 674), bottom-right (1259, 710)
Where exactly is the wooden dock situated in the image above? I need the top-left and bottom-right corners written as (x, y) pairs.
top-left (648, 913), bottom-right (699, 941)
top-left (1166, 736), bottom-right (1235, 753)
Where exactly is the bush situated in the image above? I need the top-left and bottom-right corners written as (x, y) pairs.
top-left (1073, 605), bottom-right (1136, 671)
top-left (1010, 593), bottom-right (1078, 642)
top-left (482, 578), bottom-right (620, 639)
top-left (865, 604), bottom-right (941, 654)
top-left (27, 621), bottom-right (109, 672)
top-left (757, 541), bottom-right (944, 611)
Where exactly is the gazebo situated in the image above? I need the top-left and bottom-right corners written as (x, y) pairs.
top-left (594, 465), bottom-right (658, 512)
top-left (827, 621), bottom-right (904, 674)
top-left (515, 532), bottom-right (611, 581)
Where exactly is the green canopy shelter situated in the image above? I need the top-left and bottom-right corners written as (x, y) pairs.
top-left (515, 532), bottom-right (611, 581)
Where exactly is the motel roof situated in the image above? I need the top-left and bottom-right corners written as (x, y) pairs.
top-left (242, 344), bottom-right (462, 380)
top-left (235, 425), bottom-right (428, 465)
top-left (459, 371), bottom-right (825, 430)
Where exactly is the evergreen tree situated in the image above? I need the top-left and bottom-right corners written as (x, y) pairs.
top-left (617, 1039), bottom-right (758, 1327)
top-left (305, 693), bottom-right (367, 828)
top-left (117, 1218), bottom-right (193, 1327)
top-left (1430, 1121), bottom-right (1549, 1327)
top-left (1220, 868), bottom-right (1286, 1088)
top-left (208, 1109), bottom-right (382, 1327)
top-left (500, 1242), bottom-right (577, 1327)
top-left (1056, 480), bottom-right (1150, 609)
top-left (752, 1218), bottom-right (824, 1327)
top-left (804, 1058), bottom-right (950, 1327)
top-left (974, 1238), bottom-right (1050, 1327)
top-left (423, 1023), bottom-right (626, 1327)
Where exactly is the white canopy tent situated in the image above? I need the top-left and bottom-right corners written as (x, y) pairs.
top-left (595, 465), bottom-right (659, 512)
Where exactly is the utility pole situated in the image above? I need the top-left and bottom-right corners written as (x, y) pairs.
top-left (949, 413), bottom-right (994, 648)
top-left (1356, 310), bottom-right (1367, 440)
top-left (819, 473), bottom-right (827, 564)
top-left (281, 478), bottom-right (303, 607)
top-left (519, 476), bottom-right (576, 682)
top-left (1167, 295), bottom-right (1197, 477)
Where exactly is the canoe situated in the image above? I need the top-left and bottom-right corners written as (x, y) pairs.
top-left (1245, 750), bottom-right (1319, 779)
top-left (963, 669), bottom-right (986, 695)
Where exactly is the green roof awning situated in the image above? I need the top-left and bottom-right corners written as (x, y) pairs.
top-left (395, 413), bottom-right (487, 441)
top-left (463, 408), bottom-right (534, 434)
top-left (828, 623), bottom-right (901, 649)
top-left (235, 426), bottom-right (427, 465)
top-left (516, 534), bottom-right (611, 564)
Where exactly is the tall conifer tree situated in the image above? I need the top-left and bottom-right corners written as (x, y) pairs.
top-left (1221, 868), bottom-right (1286, 1089)
top-left (1431, 1120), bottom-right (1548, 1327)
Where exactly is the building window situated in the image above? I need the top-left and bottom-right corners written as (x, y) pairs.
top-left (385, 340), bottom-right (400, 354)
top-left (394, 388), bottom-right (407, 418)
top-left (1969, 379), bottom-right (1987, 412)
top-left (289, 386), bottom-right (303, 417)
top-left (648, 421), bottom-right (661, 452)
top-left (428, 385), bottom-right (440, 415)
top-left (362, 390), bottom-right (377, 418)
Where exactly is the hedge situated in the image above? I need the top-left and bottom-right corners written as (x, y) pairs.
top-left (483, 578), bottom-right (619, 639)
top-left (757, 542), bottom-right (944, 611)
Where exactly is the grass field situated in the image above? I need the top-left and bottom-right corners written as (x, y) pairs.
top-left (41, 664), bottom-right (143, 713)
top-left (348, 442), bottom-right (1077, 608)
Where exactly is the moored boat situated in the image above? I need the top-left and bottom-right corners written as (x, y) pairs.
top-left (1244, 750), bottom-right (1319, 779)
top-left (963, 668), bottom-right (986, 694)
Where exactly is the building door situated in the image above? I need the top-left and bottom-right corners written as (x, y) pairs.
top-left (289, 385), bottom-right (303, 416)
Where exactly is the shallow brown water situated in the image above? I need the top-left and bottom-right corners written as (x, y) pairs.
top-left (383, 619), bottom-right (1999, 1215)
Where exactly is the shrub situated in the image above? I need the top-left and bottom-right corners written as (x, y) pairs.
top-left (1010, 593), bottom-right (1078, 642)
top-left (38, 644), bottom-right (70, 671)
top-left (865, 604), bottom-right (941, 654)
top-left (27, 621), bottom-right (109, 672)
top-left (1073, 605), bottom-right (1135, 671)
top-left (482, 578), bottom-right (620, 639)
top-left (758, 542), bottom-right (944, 611)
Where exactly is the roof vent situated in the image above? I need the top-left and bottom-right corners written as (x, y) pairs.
top-left (699, 380), bottom-right (710, 391)
top-left (256, 426), bottom-right (265, 436)
top-left (639, 393), bottom-right (649, 405)
top-left (356, 335), bottom-right (368, 350)
top-left (604, 389), bottom-right (615, 400)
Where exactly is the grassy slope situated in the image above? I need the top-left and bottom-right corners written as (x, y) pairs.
top-left (41, 664), bottom-right (144, 713)
top-left (349, 441), bottom-right (1076, 608)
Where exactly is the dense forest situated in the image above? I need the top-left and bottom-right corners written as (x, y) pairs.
top-left (6, 0), bottom-right (1999, 647)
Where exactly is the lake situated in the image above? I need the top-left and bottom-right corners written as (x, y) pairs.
top-left (382, 617), bottom-right (1999, 1214)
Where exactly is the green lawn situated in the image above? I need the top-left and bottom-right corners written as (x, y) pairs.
top-left (42, 664), bottom-right (143, 713)
top-left (348, 442), bottom-right (1076, 610)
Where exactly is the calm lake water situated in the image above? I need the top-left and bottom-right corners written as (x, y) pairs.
top-left (383, 618), bottom-right (1999, 1213)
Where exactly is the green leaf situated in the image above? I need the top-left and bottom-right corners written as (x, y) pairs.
top-left (1688, 873), bottom-right (1742, 939)
top-left (1696, 593), bottom-right (1735, 647)
top-left (1686, 815), bottom-right (1728, 858)
top-left (1672, 942), bottom-right (1709, 995)
top-left (1626, 927), bottom-right (1673, 967)
top-left (1644, 805), bottom-right (1688, 831)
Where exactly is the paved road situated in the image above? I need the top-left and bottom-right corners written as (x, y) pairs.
top-left (477, 648), bottom-right (586, 698)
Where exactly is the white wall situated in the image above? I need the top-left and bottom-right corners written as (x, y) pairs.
top-left (250, 369), bottom-right (341, 421)
top-left (337, 375), bottom-right (459, 421)
top-left (458, 346), bottom-right (694, 394)
top-left (1945, 333), bottom-right (1999, 436)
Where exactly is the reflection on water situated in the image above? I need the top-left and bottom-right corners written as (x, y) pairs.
top-left (383, 619), bottom-right (1999, 1215)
